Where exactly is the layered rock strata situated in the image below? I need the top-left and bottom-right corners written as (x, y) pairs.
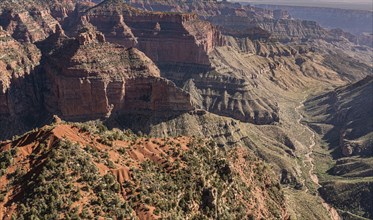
top-left (80, 0), bottom-right (224, 66)
top-left (0, 2), bottom-right (59, 43)
top-left (183, 74), bottom-right (280, 124)
top-left (305, 76), bottom-right (373, 157)
top-left (0, 28), bottom-right (41, 116)
top-left (126, 0), bottom-right (364, 45)
top-left (43, 29), bottom-right (194, 120)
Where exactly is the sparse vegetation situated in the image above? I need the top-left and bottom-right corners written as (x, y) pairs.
top-left (0, 122), bottom-right (287, 219)
top-left (9, 139), bottom-right (134, 220)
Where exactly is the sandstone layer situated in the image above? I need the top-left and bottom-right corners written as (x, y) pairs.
top-left (79, 0), bottom-right (224, 66)
top-left (43, 28), bottom-right (193, 120)
top-left (0, 1), bottom-right (59, 43)
top-left (126, 0), bottom-right (366, 45)
top-left (0, 28), bottom-right (41, 116)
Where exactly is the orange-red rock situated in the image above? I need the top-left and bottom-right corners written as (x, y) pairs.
top-left (43, 29), bottom-right (194, 120)
top-left (80, 0), bottom-right (224, 66)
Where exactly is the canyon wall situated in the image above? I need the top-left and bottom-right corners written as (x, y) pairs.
top-left (305, 76), bottom-right (373, 157)
top-left (1, 0), bottom-right (369, 133)
top-left (43, 29), bottom-right (194, 120)
top-left (126, 0), bottom-right (364, 45)
top-left (0, 2), bottom-right (59, 43)
top-left (0, 28), bottom-right (41, 116)
top-left (80, 1), bottom-right (224, 66)
top-left (183, 74), bottom-right (280, 124)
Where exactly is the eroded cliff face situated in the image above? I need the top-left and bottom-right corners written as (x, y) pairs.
top-left (0, 2), bottom-right (60, 43)
top-left (305, 76), bottom-right (373, 157)
top-left (126, 0), bottom-right (366, 46)
top-left (0, 28), bottom-right (41, 116)
top-left (0, 0), bottom-right (100, 44)
top-left (304, 76), bottom-right (373, 219)
top-left (132, 16), bottom-right (223, 66)
top-left (258, 19), bottom-right (328, 42)
top-left (47, 0), bottom-right (291, 125)
top-left (78, 5), bottom-right (138, 48)
top-left (1, 0), bottom-right (370, 130)
top-left (183, 74), bottom-right (279, 124)
top-left (43, 29), bottom-right (193, 120)
top-left (0, 26), bottom-right (45, 139)
top-left (79, 0), bottom-right (224, 66)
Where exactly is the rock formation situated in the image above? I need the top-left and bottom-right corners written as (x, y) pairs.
top-left (42, 28), bottom-right (194, 120)
top-left (0, 1), bottom-right (60, 43)
top-left (0, 0), bottom-right (370, 132)
top-left (305, 76), bottom-right (373, 219)
top-left (305, 76), bottom-right (373, 157)
top-left (0, 28), bottom-right (41, 116)
top-left (79, 0), bottom-right (224, 66)
top-left (126, 0), bottom-right (365, 45)
top-left (182, 73), bottom-right (280, 124)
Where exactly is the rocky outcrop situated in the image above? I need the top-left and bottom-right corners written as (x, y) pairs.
top-left (126, 0), bottom-right (361, 44)
top-left (78, 3), bottom-right (138, 48)
top-left (305, 76), bottom-right (373, 157)
top-left (0, 28), bottom-right (41, 116)
top-left (0, 2), bottom-right (60, 43)
top-left (258, 19), bottom-right (328, 42)
top-left (124, 77), bottom-right (194, 113)
top-left (80, 0), bottom-right (224, 66)
top-left (43, 29), bottom-right (193, 120)
top-left (47, 0), bottom-right (97, 22)
top-left (183, 75), bottom-right (279, 124)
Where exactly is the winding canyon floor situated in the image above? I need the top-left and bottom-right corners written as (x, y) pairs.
top-left (276, 79), bottom-right (372, 219)
top-left (270, 85), bottom-right (341, 219)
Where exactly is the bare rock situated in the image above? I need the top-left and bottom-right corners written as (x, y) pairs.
top-left (82, 1), bottom-right (224, 66)
top-left (44, 29), bottom-right (194, 120)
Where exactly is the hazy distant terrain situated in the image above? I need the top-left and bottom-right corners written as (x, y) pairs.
top-left (239, 0), bottom-right (373, 10)
top-left (255, 4), bottom-right (373, 34)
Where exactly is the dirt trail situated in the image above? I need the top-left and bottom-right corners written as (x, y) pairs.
top-left (295, 98), bottom-right (341, 220)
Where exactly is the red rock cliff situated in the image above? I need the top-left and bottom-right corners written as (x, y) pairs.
top-left (0, 28), bottom-right (41, 116)
top-left (0, 2), bottom-right (59, 43)
top-left (80, 0), bottom-right (224, 66)
top-left (43, 29), bottom-right (194, 120)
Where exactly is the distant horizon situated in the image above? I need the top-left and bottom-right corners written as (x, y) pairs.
top-left (233, 0), bottom-right (373, 11)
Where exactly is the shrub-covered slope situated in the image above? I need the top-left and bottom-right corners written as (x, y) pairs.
top-left (0, 120), bottom-right (288, 219)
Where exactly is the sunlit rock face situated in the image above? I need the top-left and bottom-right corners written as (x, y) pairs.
top-left (43, 28), bottom-right (193, 120)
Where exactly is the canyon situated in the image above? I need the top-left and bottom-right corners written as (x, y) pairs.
top-left (0, 0), bottom-right (372, 219)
